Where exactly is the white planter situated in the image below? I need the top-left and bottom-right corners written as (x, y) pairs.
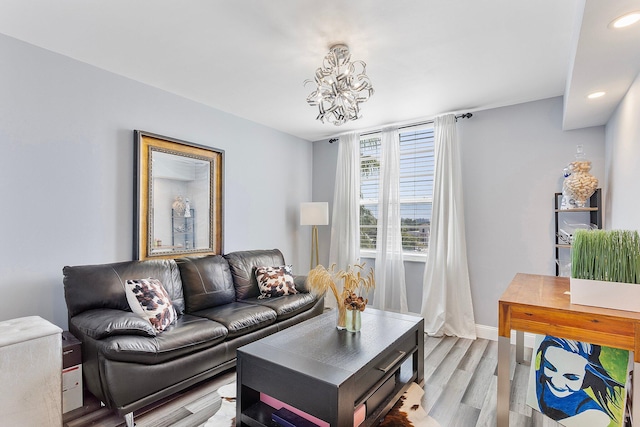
top-left (570, 277), bottom-right (640, 312)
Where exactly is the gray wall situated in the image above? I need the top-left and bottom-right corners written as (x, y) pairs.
top-left (0, 34), bottom-right (313, 329)
top-left (605, 71), bottom-right (640, 230)
top-left (1, 30), bottom-right (618, 332)
top-left (312, 97), bottom-right (605, 328)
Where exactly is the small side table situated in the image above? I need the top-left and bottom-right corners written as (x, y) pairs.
top-left (0, 316), bottom-right (63, 426)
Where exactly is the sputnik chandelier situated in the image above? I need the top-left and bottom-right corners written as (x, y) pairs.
top-left (305, 44), bottom-right (374, 126)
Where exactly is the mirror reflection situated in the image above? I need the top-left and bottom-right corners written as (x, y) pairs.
top-left (150, 150), bottom-right (211, 255)
top-left (134, 130), bottom-right (223, 260)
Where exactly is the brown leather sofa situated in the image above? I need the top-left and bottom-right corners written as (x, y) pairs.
top-left (63, 249), bottom-right (324, 427)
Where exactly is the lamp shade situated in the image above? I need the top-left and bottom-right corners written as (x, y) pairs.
top-left (300, 202), bottom-right (329, 226)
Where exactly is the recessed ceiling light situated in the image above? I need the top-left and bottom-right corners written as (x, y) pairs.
top-left (588, 91), bottom-right (606, 99)
top-left (610, 11), bottom-right (640, 29)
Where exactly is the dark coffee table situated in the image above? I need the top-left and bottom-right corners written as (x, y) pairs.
top-left (237, 308), bottom-right (424, 427)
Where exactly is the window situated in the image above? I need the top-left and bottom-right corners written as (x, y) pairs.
top-left (359, 126), bottom-right (434, 256)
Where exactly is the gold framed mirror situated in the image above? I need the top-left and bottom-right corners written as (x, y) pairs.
top-left (134, 130), bottom-right (224, 260)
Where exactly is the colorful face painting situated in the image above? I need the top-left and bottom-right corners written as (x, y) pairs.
top-left (526, 335), bottom-right (630, 427)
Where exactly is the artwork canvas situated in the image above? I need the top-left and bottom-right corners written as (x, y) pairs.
top-left (526, 335), bottom-right (631, 427)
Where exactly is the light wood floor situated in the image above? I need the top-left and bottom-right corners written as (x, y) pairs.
top-left (63, 335), bottom-right (561, 427)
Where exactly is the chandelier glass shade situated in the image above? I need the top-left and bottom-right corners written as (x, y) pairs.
top-left (305, 44), bottom-right (374, 126)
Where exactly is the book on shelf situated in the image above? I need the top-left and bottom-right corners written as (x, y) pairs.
top-left (260, 392), bottom-right (366, 427)
top-left (272, 407), bottom-right (320, 427)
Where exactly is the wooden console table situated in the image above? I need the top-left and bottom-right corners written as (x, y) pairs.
top-left (498, 273), bottom-right (640, 426)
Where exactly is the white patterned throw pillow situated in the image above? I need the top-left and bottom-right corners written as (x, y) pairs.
top-left (125, 278), bottom-right (177, 332)
top-left (255, 265), bottom-right (298, 299)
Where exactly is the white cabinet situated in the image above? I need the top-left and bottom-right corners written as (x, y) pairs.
top-left (0, 316), bottom-right (62, 426)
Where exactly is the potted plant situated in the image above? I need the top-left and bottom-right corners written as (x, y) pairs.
top-left (570, 229), bottom-right (640, 311)
top-left (307, 263), bottom-right (375, 331)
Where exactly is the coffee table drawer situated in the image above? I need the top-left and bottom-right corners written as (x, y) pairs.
top-left (355, 333), bottom-right (416, 401)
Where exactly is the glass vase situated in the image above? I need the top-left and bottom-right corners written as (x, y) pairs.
top-left (345, 309), bottom-right (361, 332)
top-left (561, 145), bottom-right (598, 208)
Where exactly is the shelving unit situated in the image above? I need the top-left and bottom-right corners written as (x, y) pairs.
top-left (554, 188), bottom-right (602, 276)
top-left (171, 208), bottom-right (195, 250)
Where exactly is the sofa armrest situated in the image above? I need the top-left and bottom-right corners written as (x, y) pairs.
top-left (70, 309), bottom-right (156, 340)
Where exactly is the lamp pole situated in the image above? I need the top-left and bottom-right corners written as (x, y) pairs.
top-left (300, 202), bottom-right (329, 271)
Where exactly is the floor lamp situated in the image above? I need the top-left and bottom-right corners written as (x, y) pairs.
top-left (300, 202), bottom-right (329, 270)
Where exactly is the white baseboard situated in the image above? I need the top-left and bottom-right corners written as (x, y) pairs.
top-left (475, 324), bottom-right (537, 349)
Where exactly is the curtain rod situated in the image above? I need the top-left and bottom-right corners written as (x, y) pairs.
top-left (328, 112), bottom-right (473, 143)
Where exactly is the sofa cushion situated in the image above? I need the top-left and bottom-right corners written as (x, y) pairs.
top-left (125, 278), bottom-right (177, 332)
top-left (176, 255), bottom-right (236, 312)
top-left (293, 275), bottom-right (310, 293)
top-left (244, 293), bottom-right (317, 321)
top-left (191, 301), bottom-right (277, 338)
top-left (63, 259), bottom-right (185, 318)
top-left (70, 309), bottom-right (157, 339)
top-left (224, 249), bottom-right (286, 300)
top-left (255, 265), bottom-right (298, 299)
top-left (96, 314), bottom-right (228, 364)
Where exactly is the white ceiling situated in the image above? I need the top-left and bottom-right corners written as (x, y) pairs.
top-left (0, 0), bottom-right (638, 141)
top-left (563, 0), bottom-right (640, 130)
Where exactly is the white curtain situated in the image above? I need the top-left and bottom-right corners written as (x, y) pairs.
top-left (372, 128), bottom-right (408, 313)
top-left (328, 132), bottom-right (361, 308)
top-left (420, 114), bottom-right (476, 339)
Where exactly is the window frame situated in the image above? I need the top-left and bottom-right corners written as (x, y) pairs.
top-left (358, 124), bottom-right (434, 262)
